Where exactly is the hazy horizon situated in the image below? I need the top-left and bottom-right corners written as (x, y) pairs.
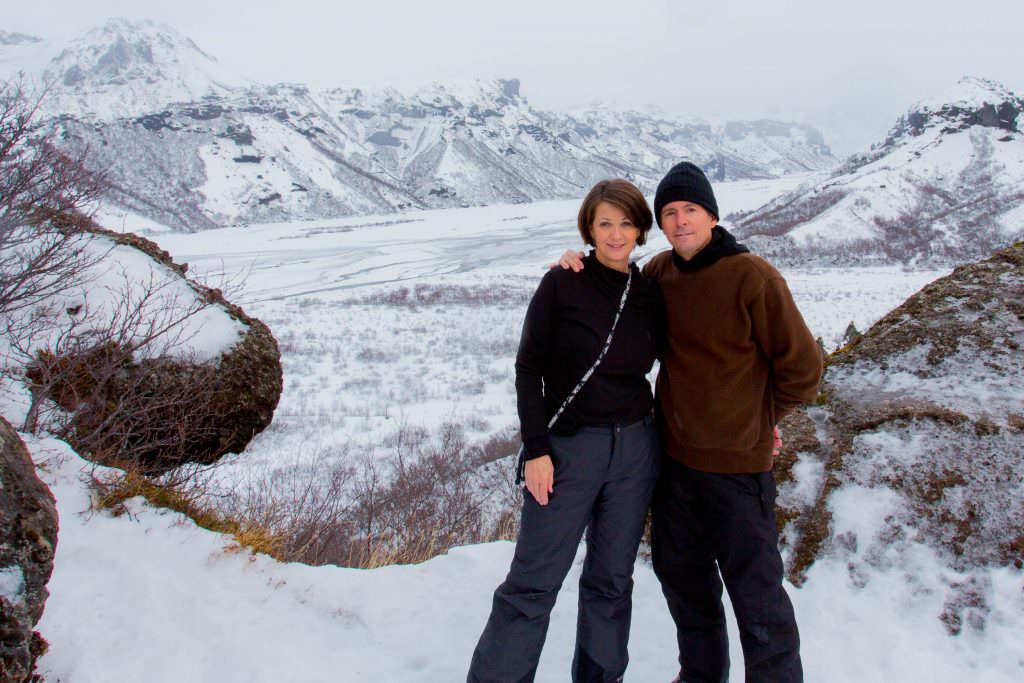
top-left (5, 0), bottom-right (1023, 155)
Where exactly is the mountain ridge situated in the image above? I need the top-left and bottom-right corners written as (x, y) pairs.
top-left (5, 18), bottom-right (837, 231)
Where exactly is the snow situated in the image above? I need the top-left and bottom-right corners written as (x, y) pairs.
top-left (0, 565), bottom-right (25, 603)
top-left (28, 423), bottom-right (1024, 682)
top-left (830, 340), bottom-right (1023, 426)
top-left (7, 177), bottom-right (1021, 681)
top-left (39, 18), bottom-right (252, 120)
top-left (2, 233), bottom-right (247, 364)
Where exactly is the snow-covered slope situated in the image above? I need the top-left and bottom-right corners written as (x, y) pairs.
top-left (6, 18), bottom-right (838, 231)
top-left (731, 77), bottom-right (1024, 265)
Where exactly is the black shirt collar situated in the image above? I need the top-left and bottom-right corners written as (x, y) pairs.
top-left (671, 225), bottom-right (749, 272)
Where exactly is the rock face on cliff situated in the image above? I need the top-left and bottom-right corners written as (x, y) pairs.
top-left (775, 242), bottom-right (1024, 634)
top-left (0, 418), bottom-right (58, 682)
top-left (23, 225), bottom-right (283, 474)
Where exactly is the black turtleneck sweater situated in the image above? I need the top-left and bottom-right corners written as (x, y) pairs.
top-left (516, 252), bottom-right (663, 459)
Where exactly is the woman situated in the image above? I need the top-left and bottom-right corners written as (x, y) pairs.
top-left (468, 179), bottom-right (662, 682)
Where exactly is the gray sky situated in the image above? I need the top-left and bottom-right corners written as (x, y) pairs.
top-left (7, 0), bottom-right (1024, 153)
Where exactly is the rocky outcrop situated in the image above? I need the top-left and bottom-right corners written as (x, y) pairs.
top-left (881, 77), bottom-right (1022, 146)
top-left (0, 417), bottom-right (57, 682)
top-left (775, 242), bottom-right (1024, 633)
top-left (26, 226), bottom-right (283, 474)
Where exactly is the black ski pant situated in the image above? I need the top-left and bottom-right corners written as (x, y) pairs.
top-left (468, 415), bottom-right (660, 683)
top-left (651, 458), bottom-right (802, 683)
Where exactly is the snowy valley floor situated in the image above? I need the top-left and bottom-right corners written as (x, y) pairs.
top-left (25, 180), bottom-right (1024, 681)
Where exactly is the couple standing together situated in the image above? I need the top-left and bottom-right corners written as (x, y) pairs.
top-left (468, 162), bottom-right (823, 683)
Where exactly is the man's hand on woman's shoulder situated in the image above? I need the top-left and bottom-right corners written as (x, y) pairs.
top-left (550, 250), bottom-right (586, 272)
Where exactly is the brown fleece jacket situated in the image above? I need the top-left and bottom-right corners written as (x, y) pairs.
top-left (643, 246), bottom-right (822, 474)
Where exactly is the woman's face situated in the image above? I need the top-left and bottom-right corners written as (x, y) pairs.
top-left (590, 202), bottom-right (639, 273)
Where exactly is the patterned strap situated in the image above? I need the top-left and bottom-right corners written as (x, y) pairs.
top-left (516, 267), bottom-right (633, 483)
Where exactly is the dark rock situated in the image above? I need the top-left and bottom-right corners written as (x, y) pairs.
top-left (219, 124), bottom-right (254, 146)
top-left (776, 243), bottom-right (1024, 609)
top-left (133, 111), bottom-right (177, 132)
top-left (182, 104), bottom-right (224, 121)
top-left (0, 417), bottom-right (58, 682)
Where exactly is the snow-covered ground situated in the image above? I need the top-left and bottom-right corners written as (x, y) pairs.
top-left (22, 177), bottom-right (1022, 681)
top-left (30, 429), bottom-right (1023, 682)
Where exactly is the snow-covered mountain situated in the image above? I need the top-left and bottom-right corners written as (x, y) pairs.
top-left (40, 18), bottom-right (250, 119)
top-left (730, 77), bottom-right (1024, 265)
top-left (4, 19), bottom-right (838, 231)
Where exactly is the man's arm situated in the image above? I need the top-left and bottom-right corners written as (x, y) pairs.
top-left (553, 250), bottom-right (586, 272)
top-left (751, 276), bottom-right (823, 422)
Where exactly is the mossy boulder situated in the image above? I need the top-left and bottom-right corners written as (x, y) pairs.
top-left (774, 242), bottom-right (1024, 632)
top-left (0, 417), bottom-right (57, 682)
top-left (26, 226), bottom-right (283, 473)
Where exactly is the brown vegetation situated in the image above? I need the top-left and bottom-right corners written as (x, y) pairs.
top-left (92, 421), bottom-right (522, 569)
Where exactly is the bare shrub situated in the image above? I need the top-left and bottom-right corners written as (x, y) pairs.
top-left (0, 77), bottom-right (106, 318)
top-left (469, 424), bottom-right (520, 464)
top-left (109, 423), bottom-right (524, 569)
top-left (353, 283), bottom-right (531, 309)
top-left (13, 267), bottom-right (231, 471)
top-left (731, 188), bottom-right (847, 238)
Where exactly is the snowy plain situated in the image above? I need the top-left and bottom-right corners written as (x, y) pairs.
top-left (27, 176), bottom-right (1023, 681)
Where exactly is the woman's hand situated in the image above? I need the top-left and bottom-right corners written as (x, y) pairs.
top-left (525, 455), bottom-right (555, 505)
top-left (773, 425), bottom-right (783, 457)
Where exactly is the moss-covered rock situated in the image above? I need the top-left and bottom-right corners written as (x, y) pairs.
top-left (26, 225), bottom-right (283, 473)
top-left (774, 243), bottom-right (1024, 626)
top-left (0, 417), bottom-right (57, 682)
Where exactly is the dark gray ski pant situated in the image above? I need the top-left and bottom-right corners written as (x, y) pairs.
top-left (651, 458), bottom-right (803, 683)
top-left (468, 415), bottom-right (660, 683)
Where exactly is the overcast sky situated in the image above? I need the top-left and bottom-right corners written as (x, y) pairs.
top-left (6, 0), bottom-right (1023, 153)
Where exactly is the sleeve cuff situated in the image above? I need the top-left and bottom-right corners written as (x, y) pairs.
top-left (523, 434), bottom-right (552, 459)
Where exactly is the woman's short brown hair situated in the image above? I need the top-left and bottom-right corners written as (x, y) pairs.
top-left (577, 179), bottom-right (654, 247)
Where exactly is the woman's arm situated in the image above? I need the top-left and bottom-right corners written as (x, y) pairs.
top-left (515, 271), bottom-right (559, 504)
top-left (515, 271), bottom-right (557, 460)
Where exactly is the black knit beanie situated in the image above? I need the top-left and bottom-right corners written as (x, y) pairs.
top-left (653, 161), bottom-right (719, 227)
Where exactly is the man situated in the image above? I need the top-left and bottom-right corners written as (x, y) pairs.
top-left (561, 161), bottom-right (822, 682)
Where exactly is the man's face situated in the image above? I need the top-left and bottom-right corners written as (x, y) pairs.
top-left (660, 201), bottom-right (717, 261)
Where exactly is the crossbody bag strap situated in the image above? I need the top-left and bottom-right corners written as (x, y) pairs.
top-left (516, 267), bottom-right (633, 484)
